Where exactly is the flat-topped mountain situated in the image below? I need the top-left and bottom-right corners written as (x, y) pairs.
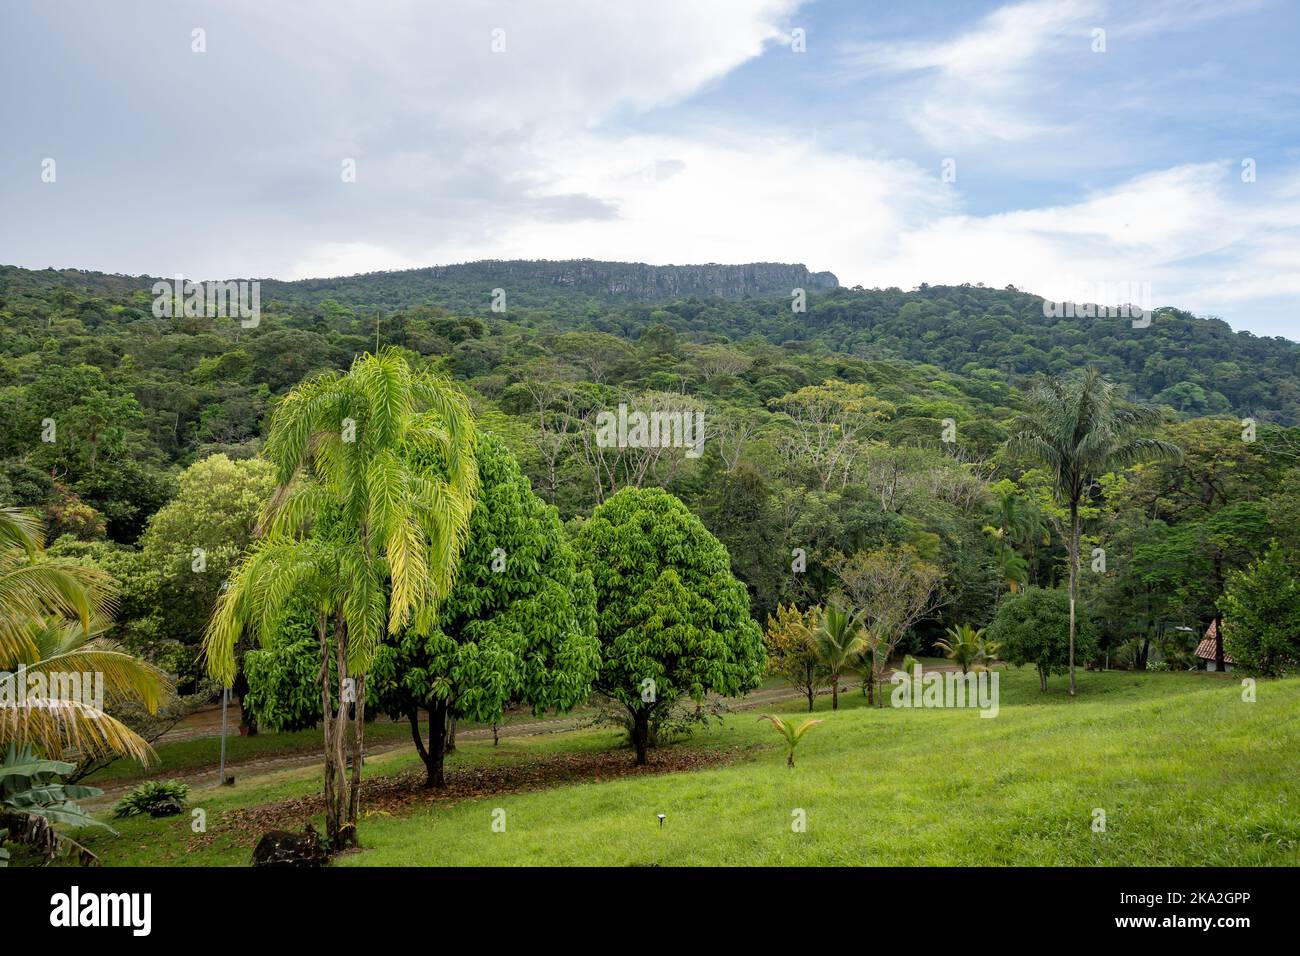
top-left (268, 259), bottom-right (839, 308)
top-left (0, 259), bottom-right (839, 309)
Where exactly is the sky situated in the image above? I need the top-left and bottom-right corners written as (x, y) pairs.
top-left (1, 0), bottom-right (1298, 339)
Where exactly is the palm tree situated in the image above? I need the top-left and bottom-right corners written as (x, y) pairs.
top-left (812, 602), bottom-right (868, 710)
top-left (204, 349), bottom-right (478, 850)
top-left (758, 714), bottom-right (822, 768)
top-left (1, 508), bottom-right (170, 766)
top-left (984, 486), bottom-right (1047, 592)
top-left (977, 630), bottom-right (1000, 668)
top-left (987, 541), bottom-right (1029, 593)
top-left (0, 508), bottom-right (111, 663)
top-left (1005, 369), bottom-right (1180, 695)
top-left (933, 624), bottom-right (991, 674)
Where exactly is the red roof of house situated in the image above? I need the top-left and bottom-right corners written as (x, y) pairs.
top-left (1195, 624), bottom-right (1234, 663)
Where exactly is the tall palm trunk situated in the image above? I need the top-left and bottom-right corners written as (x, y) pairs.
top-left (1213, 551), bottom-right (1226, 671)
top-left (1067, 498), bottom-right (1079, 696)
top-left (347, 673), bottom-right (366, 829)
top-left (317, 614), bottom-right (341, 848)
top-left (324, 612), bottom-right (356, 851)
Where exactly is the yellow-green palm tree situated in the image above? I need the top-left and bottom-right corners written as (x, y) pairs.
top-left (2, 618), bottom-right (171, 766)
top-left (1006, 369), bottom-right (1181, 695)
top-left (204, 349), bottom-right (478, 849)
top-left (0, 508), bottom-right (111, 662)
top-left (1, 508), bottom-right (170, 765)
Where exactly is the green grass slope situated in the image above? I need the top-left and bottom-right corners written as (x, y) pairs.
top-left (341, 668), bottom-right (1300, 866)
top-left (72, 667), bottom-right (1300, 867)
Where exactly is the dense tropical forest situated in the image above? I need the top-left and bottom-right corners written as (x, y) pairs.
top-left (3, 258), bottom-right (1298, 635)
top-left (2, 259), bottom-right (1299, 861)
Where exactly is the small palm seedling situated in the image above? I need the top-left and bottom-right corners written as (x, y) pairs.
top-left (759, 714), bottom-right (823, 768)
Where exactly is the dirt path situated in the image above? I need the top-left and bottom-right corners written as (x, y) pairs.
top-left (88, 673), bottom-right (929, 803)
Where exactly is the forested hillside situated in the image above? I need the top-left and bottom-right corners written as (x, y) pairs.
top-left (4, 261), bottom-right (1295, 425)
top-left (1, 259), bottom-right (1297, 694)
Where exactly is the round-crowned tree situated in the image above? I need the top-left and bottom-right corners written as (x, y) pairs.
top-left (575, 487), bottom-right (765, 765)
top-left (367, 432), bottom-right (599, 787)
top-left (986, 587), bottom-right (1098, 691)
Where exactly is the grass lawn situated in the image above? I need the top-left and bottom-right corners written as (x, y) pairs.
top-left (72, 666), bottom-right (1300, 866)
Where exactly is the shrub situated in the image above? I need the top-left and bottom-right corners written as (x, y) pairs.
top-left (113, 779), bottom-right (190, 819)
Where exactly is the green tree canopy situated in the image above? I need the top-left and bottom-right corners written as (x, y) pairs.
top-left (574, 486), bottom-right (765, 764)
top-left (986, 587), bottom-right (1098, 691)
top-left (1221, 541), bottom-right (1300, 676)
top-left (368, 432), bottom-right (599, 786)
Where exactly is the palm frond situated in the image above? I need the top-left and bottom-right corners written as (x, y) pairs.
top-left (0, 699), bottom-right (156, 766)
top-left (23, 631), bottom-right (172, 714)
top-left (0, 507), bottom-right (43, 559)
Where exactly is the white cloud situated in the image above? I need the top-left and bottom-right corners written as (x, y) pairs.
top-left (0, 0), bottom-right (807, 279)
top-left (240, 0), bottom-right (804, 132)
top-left (840, 0), bottom-right (1102, 145)
top-left (288, 131), bottom-right (954, 277)
top-left (3, 0), bottom-right (1295, 338)
top-left (836, 0), bottom-right (1261, 150)
top-left (861, 161), bottom-right (1300, 325)
top-left (306, 134), bottom-right (1299, 337)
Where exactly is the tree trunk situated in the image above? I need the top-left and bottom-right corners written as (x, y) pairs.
top-left (1213, 552), bottom-right (1226, 672)
top-left (632, 708), bottom-right (650, 766)
top-left (445, 715), bottom-right (457, 753)
top-left (317, 614), bottom-right (340, 850)
top-left (831, 674), bottom-right (839, 711)
top-left (234, 670), bottom-right (257, 735)
top-left (330, 614), bottom-right (356, 851)
top-left (408, 708), bottom-right (428, 774)
top-left (417, 699), bottom-right (448, 788)
top-left (1067, 499), bottom-right (1079, 696)
top-left (346, 673), bottom-right (366, 834)
top-left (1039, 666), bottom-right (1048, 692)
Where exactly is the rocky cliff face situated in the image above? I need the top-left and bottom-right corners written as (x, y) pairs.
top-left (419, 259), bottom-right (839, 300)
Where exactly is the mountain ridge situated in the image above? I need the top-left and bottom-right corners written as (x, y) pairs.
top-left (0, 259), bottom-right (840, 307)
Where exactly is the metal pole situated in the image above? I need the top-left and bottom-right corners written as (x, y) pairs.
top-left (219, 686), bottom-right (229, 784)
